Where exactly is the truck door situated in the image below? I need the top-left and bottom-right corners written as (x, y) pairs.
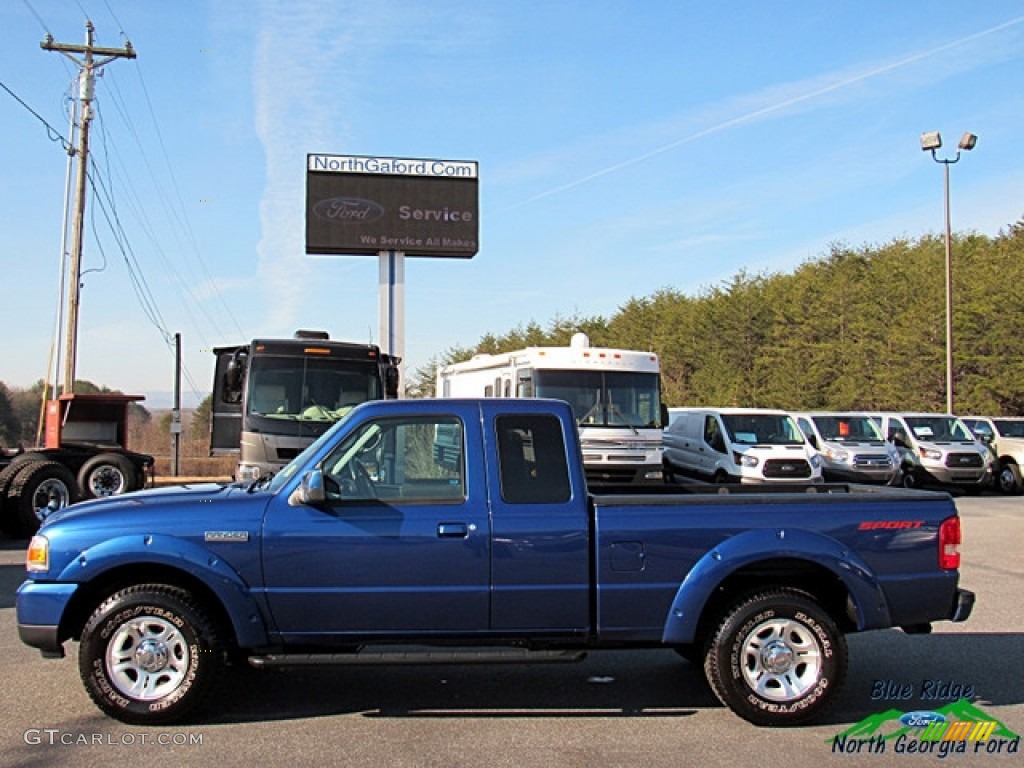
top-left (260, 405), bottom-right (491, 641)
top-left (485, 406), bottom-right (590, 631)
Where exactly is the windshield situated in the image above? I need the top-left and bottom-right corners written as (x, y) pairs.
top-left (905, 416), bottom-right (974, 442)
top-left (533, 369), bottom-right (662, 428)
top-left (266, 408), bottom-right (359, 493)
top-left (247, 355), bottom-right (381, 423)
top-left (993, 419), bottom-right (1024, 438)
top-left (811, 415), bottom-right (884, 442)
top-left (722, 413), bottom-right (805, 446)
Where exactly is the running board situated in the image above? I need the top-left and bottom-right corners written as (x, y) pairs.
top-left (249, 647), bottom-right (586, 669)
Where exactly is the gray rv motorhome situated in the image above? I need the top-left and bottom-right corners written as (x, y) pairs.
top-left (210, 331), bottom-right (399, 480)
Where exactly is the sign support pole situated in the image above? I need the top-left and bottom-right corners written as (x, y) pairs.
top-left (378, 250), bottom-right (405, 396)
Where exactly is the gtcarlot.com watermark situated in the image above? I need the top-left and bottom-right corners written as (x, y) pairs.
top-left (24, 729), bottom-right (204, 747)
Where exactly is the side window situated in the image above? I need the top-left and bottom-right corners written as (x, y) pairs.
top-left (966, 420), bottom-right (991, 439)
top-left (495, 414), bottom-right (571, 504)
top-left (322, 415), bottom-right (465, 503)
top-left (887, 419), bottom-right (908, 446)
top-left (704, 416), bottom-right (726, 453)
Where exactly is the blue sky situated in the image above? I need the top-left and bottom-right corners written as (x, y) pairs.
top-left (2, 1), bottom-right (1023, 408)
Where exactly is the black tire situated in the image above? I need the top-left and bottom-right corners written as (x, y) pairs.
top-left (78, 453), bottom-right (140, 500)
top-left (3, 461), bottom-right (78, 538)
top-left (0, 462), bottom-right (25, 537)
top-left (996, 462), bottom-right (1022, 495)
top-left (704, 588), bottom-right (847, 726)
top-left (79, 584), bottom-right (223, 725)
top-left (901, 468), bottom-right (920, 489)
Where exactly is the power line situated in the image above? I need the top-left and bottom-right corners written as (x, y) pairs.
top-left (0, 79), bottom-right (73, 153)
top-left (19, 0), bottom-right (52, 36)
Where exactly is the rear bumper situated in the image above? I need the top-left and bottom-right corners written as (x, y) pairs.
top-left (952, 588), bottom-right (975, 623)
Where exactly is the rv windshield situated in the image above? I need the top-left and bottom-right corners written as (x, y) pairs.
top-left (533, 370), bottom-right (662, 428)
top-left (722, 414), bottom-right (805, 446)
top-left (247, 356), bottom-right (382, 423)
top-left (811, 415), bottom-right (885, 442)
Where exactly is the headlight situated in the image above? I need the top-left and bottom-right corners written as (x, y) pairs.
top-left (824, 446), bottom-right (850, 463)
top-left (733, 452), bottom-right (759, 467)
top-left (26, 535), bottom-right (49, 573)
top-left (919, 447), bottom-right (943, 460)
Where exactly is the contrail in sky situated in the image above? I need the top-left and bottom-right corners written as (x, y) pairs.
top-left (510, 16), bottom-right (1024, 210)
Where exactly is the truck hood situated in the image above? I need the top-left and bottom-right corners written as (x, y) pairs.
top-left (40, 481), bottom-right (263, 533)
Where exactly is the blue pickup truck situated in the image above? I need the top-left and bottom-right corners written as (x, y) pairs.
top-left (17, 398), bottom-right (974, 727)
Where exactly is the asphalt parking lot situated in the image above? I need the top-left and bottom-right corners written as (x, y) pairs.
top-left (0, 494), bottom-right (1020, 768)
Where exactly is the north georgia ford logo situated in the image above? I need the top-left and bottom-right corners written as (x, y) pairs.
top-left (313, 197), bottom-right (384, 223)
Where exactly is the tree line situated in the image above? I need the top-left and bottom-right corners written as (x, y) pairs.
top-left (5, 219), bottom-right (1023, 460)
top-left (409, 220), bottom-right (1024, 416)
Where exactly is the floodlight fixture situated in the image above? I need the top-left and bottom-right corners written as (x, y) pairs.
top-left (920, 131), bottom-right (942, 151)
top-left (958, 132), bottom-right (978, 151)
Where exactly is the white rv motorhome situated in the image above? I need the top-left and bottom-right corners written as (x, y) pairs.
top-left (436, 333), bottom-right (665, 483)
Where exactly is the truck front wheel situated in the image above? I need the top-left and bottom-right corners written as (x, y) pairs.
top-left (704, 589), bottom-right (847, 726)
top-left (79, 585), bottom-right (223, 724)
top-left (996, 461), bottom-right (1022, 494)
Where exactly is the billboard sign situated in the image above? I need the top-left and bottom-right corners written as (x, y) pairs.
top-left (306, 154), bottom-right (479, 258)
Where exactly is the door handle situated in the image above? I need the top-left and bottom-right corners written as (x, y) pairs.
top-left (437, 522), bottom-right (468, 538)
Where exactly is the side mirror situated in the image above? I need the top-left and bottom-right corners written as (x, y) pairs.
top-left (288, 469), bottom-right (327, 507)
top-left (384, 365), bottom-right (400, 399)
top-left (223, 351), bottom-right (246, 404)
top-left (660, 404), bottom-right (670, 429)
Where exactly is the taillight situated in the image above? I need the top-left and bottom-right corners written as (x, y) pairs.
top-left (939, 516), bottom-right (961, 570)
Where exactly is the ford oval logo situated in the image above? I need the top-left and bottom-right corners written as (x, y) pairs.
top-left (899, 711), bottom-right (947, 728)
top-left (313, 197), bottom-right (385, 223)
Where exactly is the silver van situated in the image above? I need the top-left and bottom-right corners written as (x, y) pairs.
top-left (872, 412), bottom-right (992, 491)
top-left (792, 412), bottom-right (899, 484)
top-left (663, 407), bottom-right (822, 484)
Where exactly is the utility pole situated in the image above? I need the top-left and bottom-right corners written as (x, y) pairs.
top-left (41, 21), bottom-right (135, 395)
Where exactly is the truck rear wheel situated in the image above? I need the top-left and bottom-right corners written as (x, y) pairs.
top-left (3, 461), bottom-right (78, 538)
top-left (704, 588), bottom-right (846, 726)
top-left (79, 585), bottom-right (223, 724)
top-left (78, 453), bottom-right (140, 499)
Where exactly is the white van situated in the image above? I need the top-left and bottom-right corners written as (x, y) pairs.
top-left (792, 412), bottom-right (899, 485)
top-left (872, 412), bottom-right (992, 491)
top-left (663, 407), bottom-right (822, 484)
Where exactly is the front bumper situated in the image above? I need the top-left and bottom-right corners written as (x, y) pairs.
top-left (16, 580), bottom-right (79, 657)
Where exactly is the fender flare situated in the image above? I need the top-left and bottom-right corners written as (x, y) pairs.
top-left (56, 533), bottom-right (269, 648)
top-left (661, 527), bottom-right (890, 645)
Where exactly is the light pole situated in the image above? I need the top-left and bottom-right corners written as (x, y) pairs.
top-left (920, 130), bottom-right (977, 414)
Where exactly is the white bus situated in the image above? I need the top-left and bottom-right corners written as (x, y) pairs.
top-left (436, 333), bottom-right (666, 484)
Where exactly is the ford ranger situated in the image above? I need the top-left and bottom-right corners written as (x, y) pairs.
top-left (16, 398), bottom-right (974, 726)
